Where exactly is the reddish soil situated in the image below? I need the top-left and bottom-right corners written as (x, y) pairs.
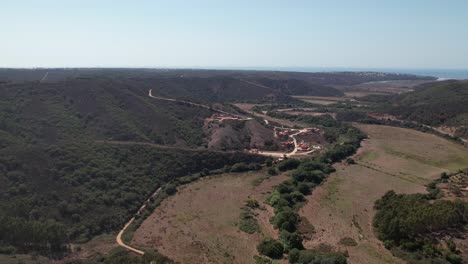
top-left (132, 171), bottom-right (288, 264)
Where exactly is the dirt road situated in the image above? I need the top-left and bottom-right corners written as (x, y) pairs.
top-left (148, 89), bottom-right (251, 120)
top-left (257, 129), bottom-right (306, 158)
top-left (116, 187), bottom-right (162, 255)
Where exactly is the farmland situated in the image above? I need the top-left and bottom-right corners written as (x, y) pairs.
top-left (132, 170), bottom-right (288, 264)
top-left (299, 124), bottom-right (468, 264)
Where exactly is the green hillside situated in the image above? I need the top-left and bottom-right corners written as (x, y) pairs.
top-left (388, 80), bottom-right (468, 137)
top-left (0, 78), bottom-right (212, 147)
top-left (0, 76), bottom-right (268, 256)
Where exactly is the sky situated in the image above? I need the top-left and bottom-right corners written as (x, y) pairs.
top-left (1, 0), bottom-right (468, 69)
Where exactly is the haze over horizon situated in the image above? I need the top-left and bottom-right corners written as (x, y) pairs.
top-left (2, 0), bottom-right (468, 69)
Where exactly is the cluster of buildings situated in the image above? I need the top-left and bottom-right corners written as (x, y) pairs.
top-left (298, 141), bottom-right (322, 151)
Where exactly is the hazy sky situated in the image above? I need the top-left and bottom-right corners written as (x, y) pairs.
top-left (2, 0), bottom-right (468, 69)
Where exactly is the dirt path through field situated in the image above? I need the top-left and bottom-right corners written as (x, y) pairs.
top-left (116, 187), bottom-right (162, 255)
top-left (132, 171), bottom-right (288, 264)
top-left (300, 124), bottom-right (468, 264)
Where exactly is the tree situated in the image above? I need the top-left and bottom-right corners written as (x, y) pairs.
top-left (279, 230), bottom-right (304, 251)
top-left (257, 237), bottom-right (284, 259)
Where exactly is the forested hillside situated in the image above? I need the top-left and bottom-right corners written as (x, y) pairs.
top-left (0, 78), bottom-right (213, 147)
top-left (0, 142), bottom-right (264, 255)
top-left (0, 76), bottom-right (268, 257)
top-left (243, 77), bottom-right (343, 96)
top-left (387, 80), bottom-right (468, 137)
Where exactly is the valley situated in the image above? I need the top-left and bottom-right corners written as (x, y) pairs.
top-left (0, 69), bottom-right (466, 264)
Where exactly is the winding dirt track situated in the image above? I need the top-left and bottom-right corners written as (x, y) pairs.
top-left (116, 187), bottom-right (162, 255)
top-left (115, 91), bottom-right (315, 254)
top-left (148, 89), bottom-right (251, 120)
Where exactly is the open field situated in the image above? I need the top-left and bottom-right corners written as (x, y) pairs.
top-left (292, 96), bottom-right (341, 105)
top-left (234, 103), bottom-right (306, 127)
top-left (132, 170), bottom-right (288, 264)
top-left (343, 91), bottom-right (390, 97)
top-left (300, 124), bottom-right (468, 264)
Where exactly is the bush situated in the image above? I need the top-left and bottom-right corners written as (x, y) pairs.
top-left (272, 208), bottom-right (299, 232)
top-left (296, 250), bottom-right (347, 264)
top-left (248, 163), bottom-right (262, 171)
top-left (230, 162), bottom-right (250, 172)
top-left (164, 184), bottom-right (177, 196)
top-left (267, 167), bottom-right (278, 176)
top-left (279, 230), bottom-right (304, 251)
top-left (445, 252), bottom-right (463, 264)
top-left (288, 248), bottom-right (300, 263)
top-left (254, 255), bottom-right (272, 264)
top-left (257, 237), bottom-right (284, 259)
top-left (297, 182), bottom-right (311, 195)
top-left (245, 198), bottom-right (260, 209)
top-left (338, 237), bottom-right (357, 247)
top-left (239, 207), bottom-right (260, 234)
top-left (277, 159), bottom-right (300, 172)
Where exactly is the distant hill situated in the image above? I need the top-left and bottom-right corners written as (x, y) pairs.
top-left (242, 77), bottom-right (344, 96)
top-left (387, 80), bottom-right (468, 138)
top-left (235, 71), bottom-right (436, 86)
top-left (0, 78), bottom-right (212, 147)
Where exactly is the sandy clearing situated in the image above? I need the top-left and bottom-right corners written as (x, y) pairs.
top-left (300, 124), bottom-right (468, 264)
top-left (132, 171), bottom-right (288, 264)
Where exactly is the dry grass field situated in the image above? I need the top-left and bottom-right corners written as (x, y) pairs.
top-left (300, 124), bottom-right (468, 264)
top-left (132, 170), bottom-right (288, 264)
top-left (292, 96), bottom-right (340, 105)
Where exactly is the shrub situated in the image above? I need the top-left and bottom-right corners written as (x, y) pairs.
top-left (288, 248), bottom-right (300, 263)
top-left (445, 253), bottom-right (463, 264)
top-left (245, 198), bottom-right (260, 209)
top-left (230, 162), bottom-right (250, 172)
top-left (279, 230), bottom-right (304, 251)
top-left (297, 182), bottom-right (311, 195)
top-left (296, 250), bottom-right (347, 264)
top-left (164, 184), bottom-right (177, 196)
top-left (338, 237), bottom-right (357, 247)
top-left (239, 207), bottom-right (260, 234)
top-left (267, 167), bottom-right (278, 176)
top-left (272, 208), bottom-right (299, 232)
top-left (277, 159), bottom-right (300, 172)
top-left (254, 255), bottom-right (272, 264)
top-left (257, 237), bottom-right (284, 259)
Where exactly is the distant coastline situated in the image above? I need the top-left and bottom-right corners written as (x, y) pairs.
top-left (212, 67), bottom-right (468, 80)
top-left (1, 66), bottom-right (467, 80)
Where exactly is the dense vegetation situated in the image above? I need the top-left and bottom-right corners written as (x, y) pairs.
top-left (374, 190), bottom-right (467, 264)
top-left (0, 76), bottom-right (266, 258)
top-left (244, 77), bottom-right (343, 96)
top-left (0, 142), bottom-right (264, 256)
top-left (363, 80), bottom-right (468, 138)
top-left (0, 78), bottom-right (217, 146)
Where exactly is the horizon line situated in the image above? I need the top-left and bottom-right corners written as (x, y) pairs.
top-left (1, 66), bottom-right (467, 71)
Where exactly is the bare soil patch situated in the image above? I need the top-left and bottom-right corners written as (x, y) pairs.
top-left (300, 124), bottom-right (468, 264)
top-left (132, 170), bottom-right (288, 264)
